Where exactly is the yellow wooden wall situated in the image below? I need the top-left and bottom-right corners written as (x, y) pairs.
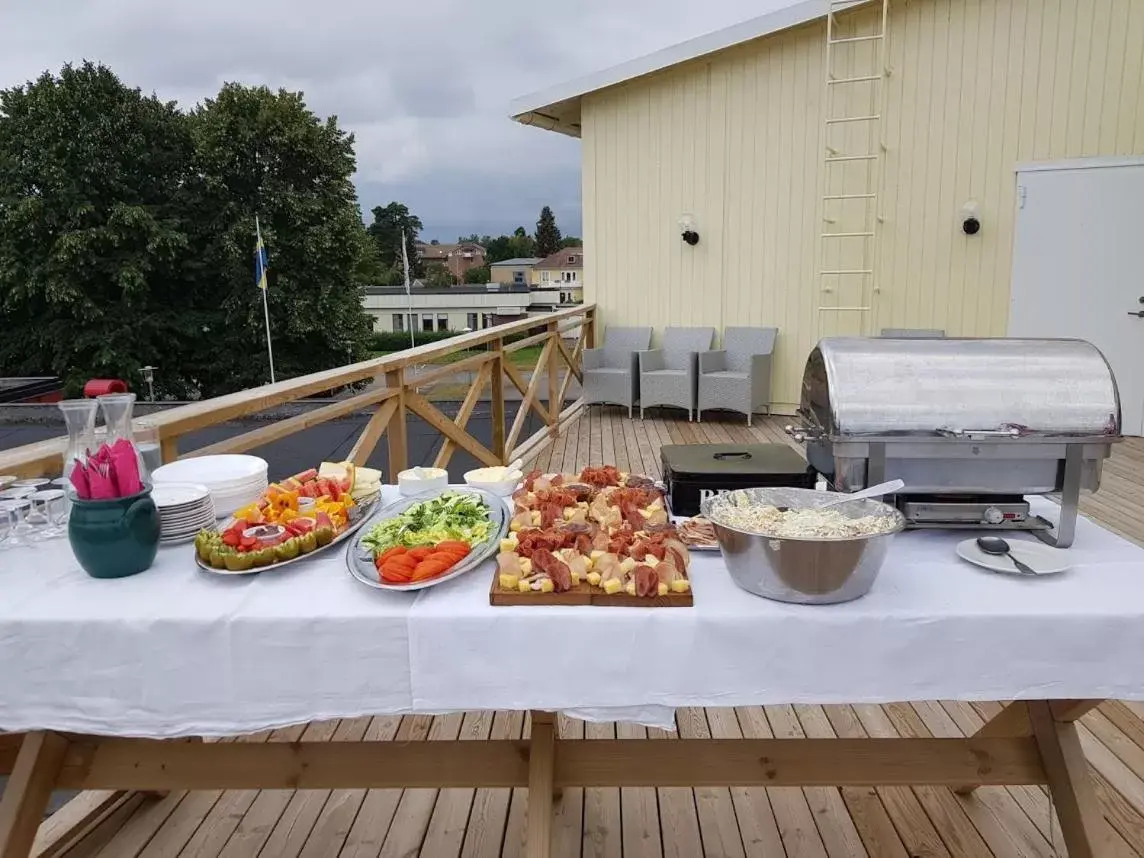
top-left (580, 0), bottom-right (1144, 413)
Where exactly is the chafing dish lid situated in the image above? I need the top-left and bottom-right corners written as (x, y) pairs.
top-left (801, 337), bottom-right (1120, 437)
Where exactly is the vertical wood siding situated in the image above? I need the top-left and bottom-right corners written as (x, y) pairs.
top-left (580, 0), bottom-right (1144, 412)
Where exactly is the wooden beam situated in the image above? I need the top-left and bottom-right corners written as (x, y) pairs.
top-left (405, 351), bottom-right (494, 391)
top-left (346, 397), bottom-right (400, 466)
top-left (0, 732), bottom-right (69, 858)
top-left (490, 342), bottom-right (506, 462)
top-left (186, 388), bottom-right (399, 459)
top-left (1028, 702), bottom-right (1108, 857)
top-left (433, 364), bottom-right (491, 469)
top-left (385, 369), bottom-right (408, 476)
top-left (159, 437), bottom-right (179, 465)
top-left (501, 360), bottom-right (530, 397)
top-left (0, 735), bottom-right (24, 775)
top-left (505, 339), bottom-right (554, 456)
top-left (509, 399), bottom-right (584, 465)
top-left (504, 331), bottom-right (552, 353)
top-left (526, 713), bottom-right (557, 858)
top-left (553, 335), bottom-right (583, 383)
top-left (405, 392), bottom-right (501, 468)
top-left (50, 736), bottom-right (1046, 792)
top-left (546, 326), bottom-right (560, 426)
top-left (31, 791), bottom-right (133, 858)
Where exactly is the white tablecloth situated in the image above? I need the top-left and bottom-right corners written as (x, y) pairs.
top-left (3, 490), bottom-right (1144, 737)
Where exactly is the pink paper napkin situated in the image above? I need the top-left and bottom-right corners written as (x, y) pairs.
top-left (109, 438), bottom-right (143, 497)
top-left (69, 463), bottom-right (92, 499)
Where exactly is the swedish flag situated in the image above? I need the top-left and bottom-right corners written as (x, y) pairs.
top-left (254, 217), bottom-right (269, 291)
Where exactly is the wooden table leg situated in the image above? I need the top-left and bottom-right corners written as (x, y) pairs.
top-left (955, 699), bottom-right (1100, 795)
top-left (525, 711), bottom-right (556, 858)
top-left (0, 732), bottom-right (69, 858)
top-left (1027, 701), bottom-right (1108, 857)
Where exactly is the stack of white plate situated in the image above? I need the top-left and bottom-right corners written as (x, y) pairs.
top-left (152, 483), bottom-right (217, 544)
top-left (151, 455), bottom-right (269, 518)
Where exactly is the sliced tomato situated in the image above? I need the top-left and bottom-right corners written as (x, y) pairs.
top-left (377, 546), bottom-right (407, 563)
top-left (381, 562), bottom-right (413, 583)
top-left (435, 540), bottom-right (471, 554)
top-left (222, 530), bottom-right (240, 547)
top-left (412, 559), bottom-right (451, 580)
top-left (407, 546), bottom-right (434, 562)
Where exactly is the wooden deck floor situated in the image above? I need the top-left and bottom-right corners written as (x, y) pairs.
top-left (50, 412), bottom-right (1144, 858)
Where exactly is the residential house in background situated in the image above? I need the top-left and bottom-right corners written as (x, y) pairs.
top-left (489, 257), bottom-right (542, 287)
top-left (512, 0), bottom-right (1144, 418)
top-left (362, 284), bottom-right (529, 333)
top-left (416, 241), bottom-right (488, 281)
top-left (528, 249), bottom-right (584, 318)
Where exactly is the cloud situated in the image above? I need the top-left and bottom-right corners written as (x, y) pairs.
top-left (0, 0), bottom-right (790, 239)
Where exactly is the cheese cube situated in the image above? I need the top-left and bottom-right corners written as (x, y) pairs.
top-left (657, 583), bottom-right (669, 596)
top-left (670, 579), bottom-right (691, 593)
top-left (510, 520), bottom-right (522, 533)
top-left (530, 510), bottom-right (542, 526)
top-left (499, 573), bottom-right (520, 590)
top-left (583, 555), bottom-right (594, 570)
top-left (644, 555), bottom-right (660, 568)
top-left (563, 507), bottom-right (577, 520)
top-left (587, 571), bottom-right (602, 587)
top-left (518, 579), bottom-right (532, 593)
top-left (539, 578), bottom-right (555, 593)
top-left (590, 549), bottom-right (606, 561)
top-left (519, 558), bottom-right (533, 576)
top-left (500, 537), bottom-right (519, 553)
top-left (619, 557), bottom-right (637, 574)
top-left (570, 571), bottom-right (580, 585)
top-left (603, 578), bottom-right (622, 595)
top-left (624, 581), bottom-right (637, 596)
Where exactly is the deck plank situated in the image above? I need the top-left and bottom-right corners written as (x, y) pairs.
top-left (49, 416), bottom-right (1144, 858)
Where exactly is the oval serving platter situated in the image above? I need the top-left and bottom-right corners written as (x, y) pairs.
top-left (195, 491), bottom-right (383, 575)
top-left (346, 486), bottom-right (509, 592)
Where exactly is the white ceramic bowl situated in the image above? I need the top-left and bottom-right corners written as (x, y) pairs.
top-left (397, 468), bottom-right (449, 496)
top-left (463, 468), bottom-right (521, 497)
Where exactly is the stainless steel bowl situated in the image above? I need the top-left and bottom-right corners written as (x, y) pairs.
top-left (700, 487), bottom-right (906, 604)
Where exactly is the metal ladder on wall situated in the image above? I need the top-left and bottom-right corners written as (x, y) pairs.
top-left (818, 0), bottom-right (891, 334)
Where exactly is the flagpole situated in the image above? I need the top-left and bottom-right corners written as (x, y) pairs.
top-left (401, 228), bottom-right (415, 351)
top-left (256, 216), bottom-right (277, 384)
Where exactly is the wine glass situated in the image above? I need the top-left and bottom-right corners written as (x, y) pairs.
top-left (2, 499), bottom-right (34, 548)
top-left (28, 490), bottom-right (67, 540)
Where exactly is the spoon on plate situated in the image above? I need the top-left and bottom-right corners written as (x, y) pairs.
top-left (976, 536), bottom-right (1037, 575)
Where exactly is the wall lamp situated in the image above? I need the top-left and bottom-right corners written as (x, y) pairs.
top-left (679, 213), bottom-right (700, 246)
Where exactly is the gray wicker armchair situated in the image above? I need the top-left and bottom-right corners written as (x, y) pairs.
top-left (637, 327), bottom-right (715, 420)
top-left (582, 326), bottom-right (653, 417)
top-left (697, 326), bottom-right (778, 425)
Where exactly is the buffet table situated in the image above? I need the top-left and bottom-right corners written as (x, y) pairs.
top-left (2, 491), bottom-right (1142, 857)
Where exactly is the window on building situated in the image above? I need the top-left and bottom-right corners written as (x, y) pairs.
top-left (437, 314), bottom-right (448, 331)
top-left (467, 313), bottom-right (479, 330)
top-left (559, 292), bottom-right (568, 304)
top-left (393, 313), bottom-right (405, 332)
top-left (513, 271), bottom-right (525, 285)
top-left (541, 271), bottom-right (550, 283)
top-left (567, 256), bottom-right (576, 264)
top-left (562, 271), bottom-right (577, 282)
top-left (422, 314), bottom-right (434, 332)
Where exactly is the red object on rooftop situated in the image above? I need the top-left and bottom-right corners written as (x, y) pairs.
top-left (83, 379), bottom-right (128, 398)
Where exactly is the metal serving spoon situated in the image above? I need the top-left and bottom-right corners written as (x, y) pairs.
top-left (817, 479), bottom-right (906, 509)
top-left (976, 536), bottom-right (1037, 576)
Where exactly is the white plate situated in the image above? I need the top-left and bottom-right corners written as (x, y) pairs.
top-left (152, 455), bottom-right (268, 488)
top-left (955, 538), bottom-right (1071, 577)
top-left (152, 483), bottom-right (212, 509)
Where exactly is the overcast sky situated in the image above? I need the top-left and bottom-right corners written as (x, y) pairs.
top-left (2, 0), bottom-right (787, 241)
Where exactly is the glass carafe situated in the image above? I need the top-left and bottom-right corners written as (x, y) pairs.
top-left (57, 399), bottom-right (98, 480)
top-left (97, 393), bottom-right (150, 484)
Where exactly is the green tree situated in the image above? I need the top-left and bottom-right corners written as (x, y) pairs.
top-left (183, 83), bottom-right (374, 394)
top-left (368, 202), bottom-right (423, 279)
top-left (560, 236), bottom-right (583, 248)
top-left (463, 264), bottom-right (490, 284)
top-left (0, 62), bottom-right (198, 396)
top-left (424, 262), bottom-right (456, 287)
top-left (534, 206), bottom-right (562, 257)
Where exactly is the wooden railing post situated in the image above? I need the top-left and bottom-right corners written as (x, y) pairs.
top-left (585, 308), bottom-right (596, 349)
top-left (160, 437), bottom-right (179, 464)
top-left (546, 321), bottom-right (560, 434)
top-left (490, 339), bottom-right (506, 463)
top-left (385, 368), bottom-right (408, 477)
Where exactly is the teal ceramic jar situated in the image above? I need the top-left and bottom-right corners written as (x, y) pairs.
top-left (68, 489), bottom-right (160, 579)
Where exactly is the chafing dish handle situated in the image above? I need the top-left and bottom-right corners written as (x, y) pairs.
top-left (1034, 443), bottom-right (1082, 549)
top-left (935, 427), bottom-right (1023, 439)
top-left (785, 425), bottom-right (825, 443)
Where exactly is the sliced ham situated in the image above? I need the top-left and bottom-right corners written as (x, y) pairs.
top-left (634, 564), bottom-right (659, 597)
top-left (533, 549), bottom-right (573, 592)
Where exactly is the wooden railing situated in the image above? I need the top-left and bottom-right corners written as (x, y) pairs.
top-left (0, 305), bottom-right (596, 479)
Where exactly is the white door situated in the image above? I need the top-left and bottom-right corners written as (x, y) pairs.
top-left (1010, 159), bottom-right (1144, 436)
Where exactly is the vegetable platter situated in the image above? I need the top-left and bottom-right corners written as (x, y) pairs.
top-left (195, 462), bottom-right (382, 575)
top-left (346, 486), bottom-right (509, 591)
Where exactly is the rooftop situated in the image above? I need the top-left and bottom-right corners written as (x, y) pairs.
top-left (533, 249), bottom-right (584, 270)
top-left (364, 284), bottom-right (529, 296)
top-left (510, 0), bottom-right (836, 137)
top-left (489, 257), bottom-right (543, 267)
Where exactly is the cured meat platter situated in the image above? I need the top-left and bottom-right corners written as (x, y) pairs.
top-left (489, 466), bottom-right (694, 608)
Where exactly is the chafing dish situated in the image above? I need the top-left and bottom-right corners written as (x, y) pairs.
top-left (788, 337), bottom-right (1121, 548)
